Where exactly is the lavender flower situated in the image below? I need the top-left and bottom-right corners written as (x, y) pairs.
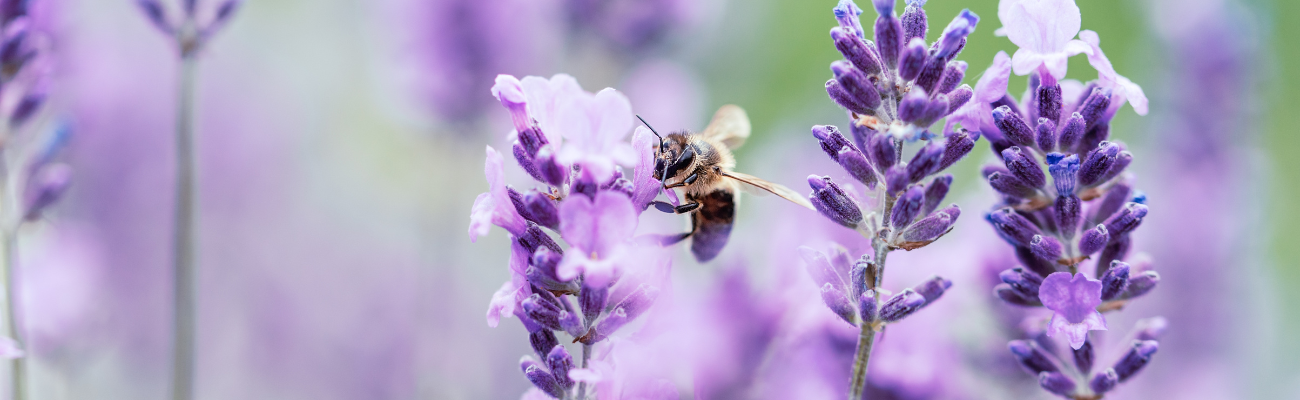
top-left (1039, 272), bottom-right (1105, 349)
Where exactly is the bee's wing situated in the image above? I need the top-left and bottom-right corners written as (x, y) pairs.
top-left (721, 171), bottom-right (815, 210)
top-left (701, 105), bottom-right (751, 150)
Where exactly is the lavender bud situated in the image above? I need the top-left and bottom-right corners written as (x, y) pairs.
top-left (1095, 235), bottom-right (1131, 274)
top-left (511, 189), bottom-right (559, 230)
top-left (946, 84), bottom-right (973, 110)
top-left (859, 289), bottom-right (878, 322)
top-left (898, 87), bottom-right (928, 123)
top-left (1038, 83), bottom-right (1063, 124)
top-left (914, 275), bottom-right (952, 306)
top-left (558, 310), bottom-right (584, 337)
top-left (1035, 118), bottom-right (1057, 151)
top-left (907, 141), bottom-right (944, 182)
top-left (890, 185), bottom-right (925, 228)
top-left (1029, 235), bottom-right (1063, 263)
top-left (522, 294), bottom-right (564, 331)
top-left (1114, 340), bottom-right (1159, 382)
top-left (1038, 372), bottom-right (1077, 397)
top-left (873, 2), bottom-right (903, 69)
top-left (579, 284), bottom-right (608, 322)
top-left (921, 174), bottom-right (952, 215)
top-left (1073, 338), bottom-right (1095, 374)
top-left (1078, 142), bottom-right (1121, 187)
top-left (849, 120), bottom-right (877, 154)
top-left (0, 25), bottom-right (33, 83)
top-left (1057, 113), bottom-right (1086, 151)
top-left (884, 166), bottom-right (909, 196)
top-left (917, 94), bottom-right (951, 126)
top-left (999, 267), bottom-right (1043, 297)
top-left (808, 175), bottom-right (864, 228)
top-left (935, 9), bottom-right (978, 59)
top-left (137, 0), bottom-right (174, 34)
top-left (1008, 340), bottom-right (1058, 374)
top-left (1096, 151), bottom-right (1132, 184)
top-left (993, 105), bottom-right (1035, 147)
top-left (995, 283), bottom-right (1041, 306)
top-left (1090, 368), bottom-right (1119, 394)
top-left (986, 208), bottom-right (1042, 247)
top-left (518, 223), bottom-right (563, 255)
top-left (813, 124), bottom-right (855, 161)
top-left (1125, 271), bottom-right (1160, 299)
top-left (22, 163), bottom-right (71, 221)
top-left (210, 0), bottom-right (243, 29)
top-left (1054, 195), bottom-right (1080, 239)
top-left (898, 38), bottom-right (928, 81)
top-left (900, 1), bottom-right (927, 44)
top-left (1103, 203), bottom-right (1149, 238)
top-left (868, 134), bottom-right (898, 170)
top-left (900, 205), bottom-right (955, 243)
top-left (1100, 261), bottom-right (1131, 301)
top-left (838, 147), bottom-right (878, 188)
top-left (1047, 153), bottom-right (1079, 195)
top-left (534, 147), bottom-right (567, 187)
top-left (914, 56), bottom-right (947, 94)
top-left (850, 257), bottom-right (871, 301)
top-left (879, 289), bottom-right (926, 322)
top-left (938, 129), bottom-right (976, 171)
top-left (1079, 123), bottom-right (1111, 155)
top-left (831, 27), bottom-right (883, 76)
top-left (1079, 88), bottom-right (1113, 128)
top-left (827, 79), bottom-right (875, 115)
top-left (529, 330), bottom-right (559, 358)
top-left (831, 62), bottom-right (883, 111)
top-left (987, 171), bottom-right (1038, 199)
top-left (834, 0), bottom-right (866, 36)
top-left (1089, 183), bottom-right (1133, 226)
top-left (546, 346), bottom-right (575, 389)
top-left (820, 283), bottom-right (857, 326)
top-left (932, 61), bottom-right (967, 96)
top-left (1002, 146), bottom-right (1046, 188)
top-left (1135, 317), bottom-right (1168, 341)
top-left (522, 359), bottom-right (565, 398)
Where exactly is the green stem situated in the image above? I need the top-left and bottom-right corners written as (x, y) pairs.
top-left (847, 193), bottom-right (896, 400)
top-left (576, 343), bottom-right (591, 400)
top-left (2, 229), bottom-right (26, 400)
top-left (171, 50), bottom-right (198, 400)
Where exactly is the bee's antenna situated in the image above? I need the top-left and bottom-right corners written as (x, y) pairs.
top-left (636, 115), bottom-right (664, 149)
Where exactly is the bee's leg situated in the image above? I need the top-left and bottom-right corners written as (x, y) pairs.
top-left (659, 231), bottom-right (692, 246)
top-left (662, 173), bottom-right (698, 189)
top-left (649, 201), bottom-right (700, 214)
top-left (673, 202), bottom-right (700, 214)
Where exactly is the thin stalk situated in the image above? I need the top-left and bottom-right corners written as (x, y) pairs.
top-left (171, 51), bottom-right (198, 400)
top-left (848, 193), bottom-right (897, 400)
top-left (576, 343), bottom-right (591, 400)
top-left (1, 230), bottom-right (26, 400)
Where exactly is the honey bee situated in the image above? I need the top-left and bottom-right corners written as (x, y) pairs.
top-left (642, 105), bottom-right (814, 262)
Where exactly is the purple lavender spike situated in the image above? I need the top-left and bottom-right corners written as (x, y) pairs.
top-left (1114, 340), bottom-right (1159, 382)
top-left (946, 84), bottom-right (973, 110)
top-left (1100, 261), bottom-right (1131, 301)
top-left (1054, 195), bottom-right (1081, 239)
top-left (938, 129), bottom-right (976, 170)
top-left (1038, 83), bottom-right (1063, 124)
top-left (1073, 337), bottom-right (1095, 373)
top-left (1029, 235), bottom-right (1063, 263)
top-left (900, 206), bottom-right (954, 242)
top-left (934, 9), bottom-right (978, 59)
top-left (831, 27), bottom-right (883, 75)
top-left (1089, 183), bottom-right (1132, 226)
top-left (579, 283), bottom-right (608, 322)
top-left (827, 79), bottom-right (874, 115)
top-left (897, 87), bottom-right (928, 123)
top-left (831, 62), bottom-right (883, 111)
top-left (1057, 113), bottom-right (1086, 151)
top-left (879, 288), bottom-right (926, 322)
top-left (868, 133), bottom-right (899, 170)
top-left (808, 175), bottom-right (864, 228)
top-left (1047, 153), bottom-right (1080, 195)
top-left (1125, 271), bottom-right (1160, 299)
top-left (884, 165), bottom-right (909, 195)
top-left (1036, 118), bottom-right (1057, 151)
top-left (1038, 372), bottom-right (1077, 397)
top-left (820, 283), bottom-right (857, 325)
top-left (996, 284), bottom-right (1041, 306)
top-left (914, 275), bottom-right (952, 306)
top-left (987, 208), bottom-right (1042, 247)
top-left (859, 289), bottom-right (878, 322)
top-left (890, 184), bottom-right (925, 228)
top-left (921, 174), bottom-right (951, 215)
top-left (900, 0), bottom-right (927, 44)
top-left (993, 105), bottom-right (1035, 147)
top-left (838, 147), bottom-right (878, 187)
top-left (1103, 203), bottom-right (1149, 238)
top-left (522, 359), bottom-right (565, 398)
top-left (987, 171), bottom-right (1038, 199)
top-left (1090, 368), bottom-right (1119, 394)
top-left (1078, 142), bottom-right (1121, 187)
top-left (936, 61), bottom-right (967, 95)
top-left (873, 1), bottom-right (903, 70)
top-left (1008, 340), bottom-right (1058, 374)
top-left (1002, 146), bottom-right (1046, 188)
top-left (898, 38), bottom-right (928, 81)
top-left (907, 141), bottom-right (944, 182)
top-left (546, 346), bottom-right (575, 389)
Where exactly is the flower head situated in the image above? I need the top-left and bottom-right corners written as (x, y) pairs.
top-left (554, 86), bottom-right (637, 183)
top-left (557, 190), bottom-right (638, 286)
top-left (998, 0), bottom-right (1092, 79)
top-left (1039, 271), bottom-right (1106, 349)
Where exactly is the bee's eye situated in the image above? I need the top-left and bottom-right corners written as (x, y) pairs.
top-left (653, 158), bottom-right (665, 180)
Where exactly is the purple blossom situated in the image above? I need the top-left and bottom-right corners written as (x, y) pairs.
top-left (1078, 30), bottom-right (1149, 116)
top-left (554, 87), bottom-right (637, 183)
top-left (1039, 272), bottom-right (1106, 349)
top-left (997, 0), bottom-right (1092, 79)
top-left (556, 190), bottom-right (638, 286)
top-left (947, 51), bottom-right (1011, 135)
top-left (469, 146), bottom-right (528, 242)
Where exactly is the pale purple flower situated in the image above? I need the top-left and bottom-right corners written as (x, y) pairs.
top-left (629, 126), bottom-right (662, 211)
top-left (556, 190), bottom-right (637, 286)
top-left (1078, 30), bottom-right (1149, 116)
top-left (947, 50), bottom-right (1011, 135)
top-left (518, 74), bottom-right (585, 148)
top-left (997, 0), bottom-right (1092, 79)
top-left (1039, 272), bottom-right (1106, 349)
top-left (469, 146), bottom-right (528, 242)
top-left (554, 86), bottom-right (637, 183)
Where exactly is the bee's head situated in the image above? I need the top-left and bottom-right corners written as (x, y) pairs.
top-left (639, 115), bottom-right (692, 183)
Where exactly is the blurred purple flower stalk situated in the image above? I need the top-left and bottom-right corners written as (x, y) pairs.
top-left (135, 1), bottom-right (241, 399)
top-left (964, 0), bottom-right (1162, 398)
top-left (471, 73), bottom-right (670, 400)
top-left (807, 0), bottom-right (981, 398)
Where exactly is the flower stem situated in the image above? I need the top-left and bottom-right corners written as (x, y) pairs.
top-left (848, 193), bottom-right (896, 400)
top-left (577, 343), bottom-right (591, 400)
top-left (171, 51), bottom-right (198, 400)
top-left (1, 229), bottom-right (26, 400)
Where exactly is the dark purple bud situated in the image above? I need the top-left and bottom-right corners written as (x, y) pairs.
top-left (1035, 118), bottom-right (1057, 151)
top-left (900, 207), bottom-right (954, 242)
top-left (1038, 371), bottom-right (1077, 397)
top-left (834, 0), bottom-right (866, 36)
top-left (1038, 83), bottom-right (1062, 124)
top-left (1114, 340), bottom-right (1158, 382)
top-left (914, 56), bottom-right (947, 94)
top-left (1100, 261), bottom-right (1131, 301)
top-left (891, 184), bottom-right (925, 228)
top-left (1096, 151), bottom-right (1132, 184)
top-left (1079, 122), bottom-right (1110, 155)
top-left (522, 294), bottom-right (564, 331)
top-left (898, 87), bottom-right (929, 123)
top-left (1077, 225), bottom-right (1108, 255)
top-left (850, 257), bottom-right (871, 301)
top-left (932, 62), bottom-right (967, 96)
top-left (579, 283), bottom-right (608, 322)
top-left (813, 124), bottom-right (855, 161)
top-left (513, 143), bottom-right (545, 183)
top-left (1002, 146), bottom-right (1046, 188)
top-left (879, 288), bottom-right (926, 322)
top-left (987, 171), bottom-right (1038, 199)
top-left (534, 147), bottom-right (568, 187)
top-left (898, 38), bottom-right (928, 81)
top-left (991, 94), bottom-right (1022, 118)
top-left (873, 2), bottom-right (903, 69)
top-left (1073, 338), bottom-right (1095, 373)
top-left (921, 174), bottom-right (952, 215)
top-left (900, 2), bottom-right (927, 44)
top-left (999, 267), bottom-right (1043, 297)
top-left (546, 346), bottom-right (575, 389)
top-left (1135, 317), bottom-right (1168, 341)
top-left (946, 84), bottom-right (973, 110)
top-left (1053, 195), bottom-right (1080, 239)
top-left (1090, 368), bottom-right (1119, 394)
top-left (827, 79), bottom-right (875, 115)
top-left (820, 283), bottom-right (857, 326)
top-left (1046, 153), bottom-right (1079, 195)
top-left (993, 105), bottom-right (1035, 147)
top-left (916, 94), bottom-right (951, 126)
top-left (529, 330), bottom-right (559, 359)
top-left (884, 166), bottom-right (909, 196)
top-left (518, 223), bottom-right (563, 257)
top-left (1057, 113), bottom-right (1086, 151)
top-left (868, 134), bottom-right (898, 170)
top-left (838, 147), bottom-right (878, 188)
top-left (831, 27), bottom-right (883, 76)
top-left (1, 0), bottom-right (28, 24)
top-left (1089, 183), bottom-right (1132, 225)
top-left (1103, 203), bottom-right (1149, 238)
top-left (1008, 340), bottom-right (1058, 374)
top-left (1095, 235), bottom-right (1131, 275)
top-left (1079, 88), bottom-right (1113, 128)
top-left (995, 283), bottom-right (1041, 306)
top-left (512, 189), bottom-right (559, 230)
top-left (831, 62), bottom-right (883, 112)
top-left (859, 289), bottom-right (878, 323)
top-left (986, 208), bottom-right (1042, 247)
top-left (914, 275), bottom-right (952, 306)
top-left (935, 9), bottom-right (978, 59)
top-left (1078, 142), bottom-right (1121, 187)
top-left (1029, 235), bottom-right (1063, 263)
top-left (849, 120), bottom-right (877, 154)
top-left (808, 175), bottom-right (864, 228)
top-left (522, 359), bottom-right (565, 398)
top-left (558, 310), bottom-right (584, 337)
top-left (611, 285), bottom-right (659, 321)
top-left (22, 163), bottom-right (71, 222)
top-left (137, 0), bottom-right (174, 34)
top-left (938, 129), bottom-right (976, 171)
top-left (907, 141), bottom-right (944, 182)
top-left (1125, 271), bottom-right (1160, 299)
top-left (517, 127), bottom-right (549, 157)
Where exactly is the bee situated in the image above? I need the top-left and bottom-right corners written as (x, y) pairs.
top-left (641, 105), bottom-right (814, 262)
